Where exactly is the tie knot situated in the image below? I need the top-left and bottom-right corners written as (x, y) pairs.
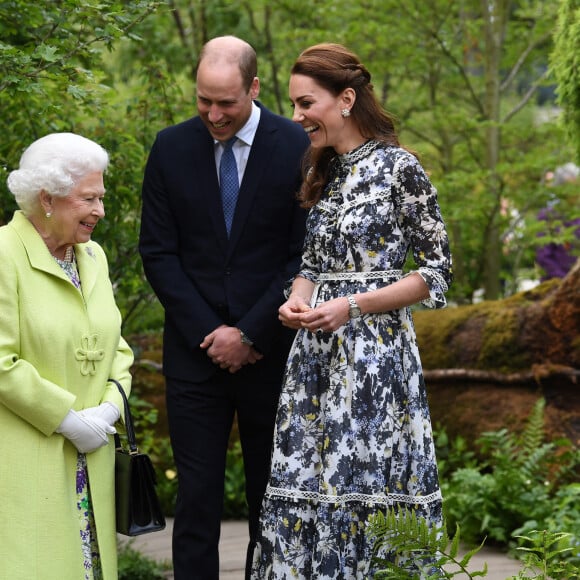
top-left (224, 136), bottom-right (237, 150)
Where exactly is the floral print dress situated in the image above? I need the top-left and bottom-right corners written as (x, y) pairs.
top-left (251, 141), bottom-right (453, 579)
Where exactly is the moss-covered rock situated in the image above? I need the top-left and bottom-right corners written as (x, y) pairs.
top-left (415, 264), bottom-right (579, 444)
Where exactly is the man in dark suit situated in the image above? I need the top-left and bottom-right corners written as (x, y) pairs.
top-left (138, 36), bottom-right (309, 579)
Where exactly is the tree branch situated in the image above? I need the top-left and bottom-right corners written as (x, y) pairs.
top-left (424, 365), bottom-right (579, 385)
top-left (502, 68), bottom-right (550, 123)
top-left (500, 31), bottom-right (552, 93)
top-left (0, 5), bottom-right (157, 94)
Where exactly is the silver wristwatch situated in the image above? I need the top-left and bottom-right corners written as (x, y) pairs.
top-left (346, 294), bottom-right (362, 319)
top-left (239, 329), bottom-right (254, 346)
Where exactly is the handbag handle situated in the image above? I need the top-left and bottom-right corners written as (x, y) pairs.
top-left (108, 378), bottom-right (138, 455)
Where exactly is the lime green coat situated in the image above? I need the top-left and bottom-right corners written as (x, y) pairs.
top-left (0, 211), bottom-right (134, 579)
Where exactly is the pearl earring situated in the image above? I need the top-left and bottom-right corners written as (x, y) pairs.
top-left (46, 212), bottom-right (52, 218)
top-left (341, 108), bottom-right (351, 118)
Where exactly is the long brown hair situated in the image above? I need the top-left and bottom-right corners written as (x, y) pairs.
top-left (291, 43), bottom-right (403, 207)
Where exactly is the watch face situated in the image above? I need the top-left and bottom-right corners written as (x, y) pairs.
top-left (239, 330), bottom-right (254, 346)
top-left (349, 306), bottom-right (362, 318)
top-left (347, 295), bottom-right (361, 318)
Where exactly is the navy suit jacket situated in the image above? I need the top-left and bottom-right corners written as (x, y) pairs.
top-left (139, 104), bottom-right (310, 382)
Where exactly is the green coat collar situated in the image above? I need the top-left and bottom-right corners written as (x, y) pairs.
top-left (10, 210), bottom-right (99, 298)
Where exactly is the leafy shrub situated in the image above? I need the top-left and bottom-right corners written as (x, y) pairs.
top-left (512, 483), bottom-right (580, 568)
top-left (509, 529), bottom-right (580, 579)
top-left (434, 424), bottom-right (478, 481)
top-left (117, 541), bottom-right (167, 580)
top-left (150, 437), bottom-right (178, 518)
top-left (224, 439), bottom-right (249, 519)
top-left (368, 508), bottom-right (580, 580)
top-left (441, 398), bottom-right (580, 555)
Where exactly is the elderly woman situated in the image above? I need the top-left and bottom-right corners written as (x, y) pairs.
top-left (0, 133), bottom-right (134, 579)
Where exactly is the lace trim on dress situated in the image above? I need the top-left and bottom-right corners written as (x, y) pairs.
top-left (318, 270), bottom-right (402, 282)
top-left (264, 485), bottom-right (442, 508)
top-left (420, 268), bottom-right (449, 294)
top-left (407, 268), bottom-right (449, 309)
top-left (336, 139), bottom-right (380, 166)
top-left (310, 270), bottom-right (402, 306)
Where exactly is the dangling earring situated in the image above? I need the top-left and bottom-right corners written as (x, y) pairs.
top-left (46, 212), bottom-right (52, 218)
top-left (341, 108), bottom-right (351, 118)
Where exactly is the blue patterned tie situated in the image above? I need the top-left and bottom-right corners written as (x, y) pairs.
top-left (219, 137), bottom-right (239, 236)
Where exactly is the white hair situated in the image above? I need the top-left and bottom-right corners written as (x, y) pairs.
top-left (7, 132), bottom-right (109, 216)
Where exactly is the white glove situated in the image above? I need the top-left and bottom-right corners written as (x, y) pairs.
top-left (78, 402), bottom-right (120, 427)
top-left (56, 409), bottom-right (116, 453)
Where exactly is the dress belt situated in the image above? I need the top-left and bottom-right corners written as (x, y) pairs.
top-left (311, 269), bottom-right (403, 306)
top-left (317, 269), bottom-right (402, 282)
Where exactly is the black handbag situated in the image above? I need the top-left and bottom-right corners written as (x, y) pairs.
top-left (109, 379), bottom-right (166, 536)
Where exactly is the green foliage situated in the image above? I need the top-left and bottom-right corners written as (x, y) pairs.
top-left (368, 507), bottom-right (488, 579)
top-left (90, 130), bottom-right (161, 332)
top-left (368, 424), bottom-right (580, 579)
top-left (368, 508), bottom-right (580, 579)
top-left (509, 529), bottom-right (580, 579)
top-left (0, 0), bottom-right (576, 326)
top-left (550, 0), bottom-right (580, 163)
top-left (512, 483), bottom-right (580, 569)
top-left (0, 1), bottom-right (159, 94)
top-left (224, 439), bottom-right (249, 520)
top-left (441, 399), bottom-right (580, 551)
top-left (117, 539), bottom-right (168, 580)
top-left (0, 0), bottom-right (160, 183)
top-left (0, 0), bottom-right (164, 330)
top-left (125, 393), bottom-right (159, 453)
top-left (148, 436), bottom-right (178, 518)
top-left (434, 425), bottom-right (479, 481)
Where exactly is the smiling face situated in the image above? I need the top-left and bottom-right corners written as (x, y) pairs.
top-left (289, 73), bottom-right (362, 154)
top-left (41, 170), bottom-right (105, 257)
top-left (196, 61), bottom-right (260, 143)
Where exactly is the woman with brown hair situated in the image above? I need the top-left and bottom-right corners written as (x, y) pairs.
top-left (251, 44), bottom-right (453, 578)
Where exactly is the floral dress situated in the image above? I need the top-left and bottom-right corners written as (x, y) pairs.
top-left (251, 140), bottom-right (453, 579)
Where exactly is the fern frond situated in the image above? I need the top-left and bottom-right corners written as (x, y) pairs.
top-left (458, 539), bottom-right (486, 569)
top-left (518, 443), bottom-right (555, 481)
top-left (368, 507), bottom-right (487, 579)
top-left (517, 398), bottom-right (545, 460)
top-left (448, 526), bottom-right (460, 559)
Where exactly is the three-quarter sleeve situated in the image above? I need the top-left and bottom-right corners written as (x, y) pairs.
top-left (393, 153), bottom-right (453, 309)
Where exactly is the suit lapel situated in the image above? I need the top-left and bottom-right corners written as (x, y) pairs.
top-left (191, 125), bottom-right (230, 251)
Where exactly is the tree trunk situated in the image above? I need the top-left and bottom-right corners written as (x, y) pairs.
top-left (481, 0), bottom-right (508, 299)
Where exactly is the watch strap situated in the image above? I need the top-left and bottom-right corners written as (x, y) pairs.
top-left (239, 329), bottom-right (254, 346)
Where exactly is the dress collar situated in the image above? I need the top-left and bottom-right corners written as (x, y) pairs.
top-left (336, 140), bottom-right (380, 165)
